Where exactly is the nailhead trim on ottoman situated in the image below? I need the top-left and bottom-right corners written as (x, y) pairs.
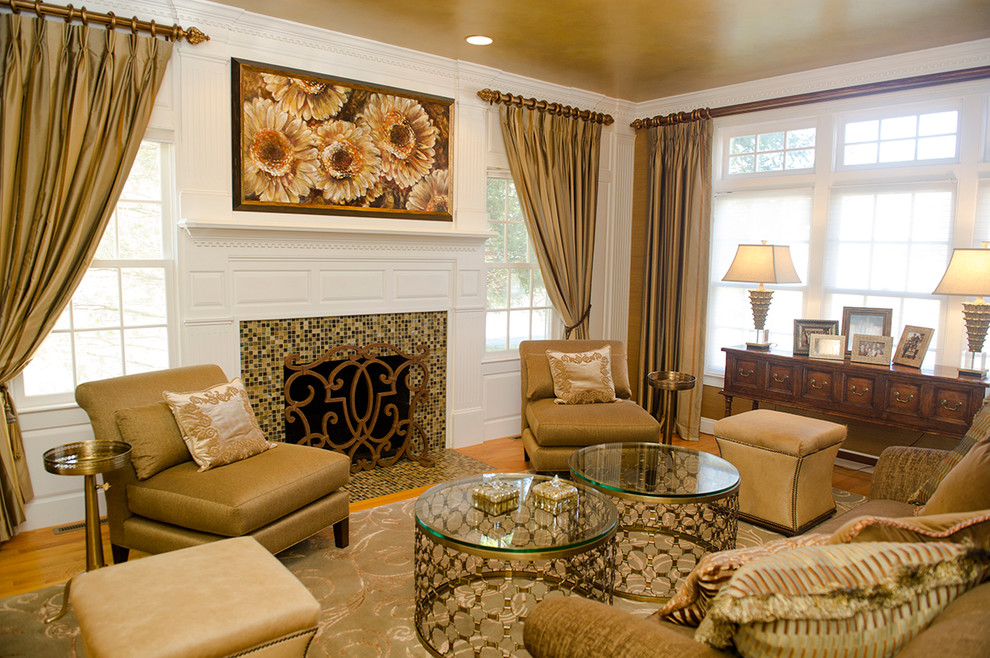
top-left (713, 409), bottom-right (846, 535)
top-left (70, 537), bottom-right (320, 658)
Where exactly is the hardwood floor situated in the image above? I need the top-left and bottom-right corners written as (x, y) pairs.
top-left (0, 433), bottom-right (871, 598)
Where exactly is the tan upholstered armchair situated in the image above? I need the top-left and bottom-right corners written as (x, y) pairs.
top-left (75, 365), bottom-right (351, 563)
top-left (519, 339), bottom-right (661, 471)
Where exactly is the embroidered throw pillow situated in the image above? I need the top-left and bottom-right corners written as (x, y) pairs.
top-left (656, 533), bottom-right (830, 626)
top-left (828, 509), bottom-right (990, 548)
top-left (114, 401), bottom-right (191, 480)
top-left (545, 347), bottom-right (617, 404)
top-left (695, 542), bottom-right (990, 656)
top-left (163, 378), bottom-right (275, 472)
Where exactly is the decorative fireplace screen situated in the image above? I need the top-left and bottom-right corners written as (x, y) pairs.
top-left (284, 342), bottom-right (433, 473)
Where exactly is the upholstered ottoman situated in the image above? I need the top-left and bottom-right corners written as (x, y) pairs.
top-left (713, 409), bottom-right (846, 535)
top-left (70, 537), bottom-right (320, 658)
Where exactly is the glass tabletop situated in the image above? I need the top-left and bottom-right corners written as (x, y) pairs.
top-left (569, 443), bottom-right (740, 500)
top-left (415, 473), bottom-right (617, 555)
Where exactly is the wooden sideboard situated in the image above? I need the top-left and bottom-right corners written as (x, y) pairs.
top-left (720, 346), bottom-right (989, 441)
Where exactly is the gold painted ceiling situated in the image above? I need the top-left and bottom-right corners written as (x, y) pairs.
top-left (209, 0), bottom-right (990, 102)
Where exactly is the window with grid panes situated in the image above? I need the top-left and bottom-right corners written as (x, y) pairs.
top-left (18, 141), bottom-right (174, 403)
top-left (485, 177), bottom-right (555, 352)
top-left (705, 85), bottom-right (989, 379)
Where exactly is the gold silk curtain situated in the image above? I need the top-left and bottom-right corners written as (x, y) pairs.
top-left (499, 105), bottom-right (602, 339)
top-left (638, 120), bottom-right (713, 439)
top-left (0, 13), bottom-right (172, 541)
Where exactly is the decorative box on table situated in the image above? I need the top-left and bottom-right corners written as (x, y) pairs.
top-left (531, 476), bottom-right (578, 514)
top-left (472, 479), bottom-right (519, 515)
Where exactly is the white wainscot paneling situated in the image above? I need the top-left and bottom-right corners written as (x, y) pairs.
top-left (233, 269), bottom-right (311, 306)
top-left (189, 271), bottom-right (225, 309)
top-left (21, 420), bottom-right (100, 530)
top-left (319, 268), bottom-right (386, 302)
top-left (482, 361), bottom-right (523, 442)
top-left (394, 268), bottom-right (452, 302)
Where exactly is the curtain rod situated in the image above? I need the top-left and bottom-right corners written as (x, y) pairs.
top-left (478, 88), bottom-right (614, 125)
top-left (631, 65), bottom-right (990, 128)
top-left (0, 0), bottom-right (210, 44)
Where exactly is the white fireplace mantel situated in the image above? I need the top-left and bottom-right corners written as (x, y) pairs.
top-left (178, 218), bottom-right (492, 252)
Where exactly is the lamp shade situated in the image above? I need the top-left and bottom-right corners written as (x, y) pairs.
top-left (933, 248), bottom-right (990, 296)
top-left (721, 243), bottom-right (801, 285)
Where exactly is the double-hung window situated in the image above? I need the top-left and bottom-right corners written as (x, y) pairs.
top-left (484, 176), bottom-right (555, 352)
top-left (16, 140), bottom-right (176, 405)
top-left (705, 86), bottom-right (987, 380)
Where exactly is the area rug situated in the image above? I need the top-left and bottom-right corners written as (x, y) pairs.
top-left (0, 489), bottom-right (866, 657)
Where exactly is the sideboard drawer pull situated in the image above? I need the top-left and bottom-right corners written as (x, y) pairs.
top-left (809, 378), bottom-right (828, 389)
top-left (849, 385), bottom-right (870, 396)
top-left (940, 399), bottom-right (964, 411)
top-left (893, 391), bottom-right (915, 404)
top-left (737, 368), bottom-right (754, 377)
top-left (772, 373), bottom-right (790, 383)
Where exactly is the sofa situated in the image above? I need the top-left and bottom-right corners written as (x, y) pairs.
top-left (518, 339), bottom-right (660, 471)
top-left (523, 441), bottom-right (990, 657)
top-left (75, 365), bottom-right (351, 562)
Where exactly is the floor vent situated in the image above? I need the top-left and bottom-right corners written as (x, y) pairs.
top-left (53, 518), bottom-right (107, 535)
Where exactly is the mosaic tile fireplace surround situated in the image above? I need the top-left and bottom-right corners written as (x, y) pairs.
top-left (239, 311), bottom-right (447, 457)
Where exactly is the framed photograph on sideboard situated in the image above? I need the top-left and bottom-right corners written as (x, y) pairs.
top-left (793, 319), bottom-right (840, 356)
top-left (809, 334), bottom-right (846, 361)
top-left (841, 307), bottom-right (893, 353)
top-left (893, 325), bottom-right (934, 368)
top-left (850, 334), bottom-right (893, 365)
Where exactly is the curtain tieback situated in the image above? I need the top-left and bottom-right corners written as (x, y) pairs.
top-left (564, 305), bottom-right (592, 338)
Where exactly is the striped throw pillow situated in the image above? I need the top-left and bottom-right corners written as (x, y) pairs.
top-left (656, 533), bottom-right (830, 626)
top-left (695, 542), bottom-right (990, 657)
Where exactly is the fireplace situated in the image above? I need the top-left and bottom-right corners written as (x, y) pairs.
top-left (284, 343), bottom-right (434, 472)
top-left (240, 311), bottom-right (447, 458)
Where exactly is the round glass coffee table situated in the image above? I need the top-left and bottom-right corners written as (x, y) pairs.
top-left (569, 443), bottom-right (739, 603)
top-left (414, 473), bottom-right (617, 657)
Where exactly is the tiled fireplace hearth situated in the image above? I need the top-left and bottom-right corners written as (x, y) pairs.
top-left (240, 311), bottom-right (447, 456)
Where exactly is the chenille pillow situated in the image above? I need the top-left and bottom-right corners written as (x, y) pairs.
top-left (114, 401), bottom-right (191, 480)
top-left (908, 396), bottom-right (990, 505)
top-left (656, 533), bottom-right (830, 626)
top-left (828, 509), bottom-right (990, 548)
top-left (545, 346), bottom-right (617, 404)
top-left (695, 542), bottom-right (990, 657)
top-left (163, 378), bottom-right (276, 472)
top-left (918, 438), bottom-right (990, 516)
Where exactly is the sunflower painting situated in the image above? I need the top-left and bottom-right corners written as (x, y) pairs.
top-left (232, 59), bottom-right (452, 221)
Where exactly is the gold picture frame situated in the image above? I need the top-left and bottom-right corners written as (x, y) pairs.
top-left (850, 334), bottom-right (893, 365)
top-left (893, 325), bottom-right (934, 368)
top-left (809, 333), bottom-right (846, 361)
top-left (231, 59), bottom-right (453, 221)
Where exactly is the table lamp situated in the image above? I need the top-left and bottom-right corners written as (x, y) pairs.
top-left (722, 241), bottom-right (801, 350)
top-left (933, 242), bottom-right (990, 377)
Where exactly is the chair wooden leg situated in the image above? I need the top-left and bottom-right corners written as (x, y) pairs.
top-left (111, 543), bottom-right (130, 564)
top-left (332, 518), bottom-right (349, 548)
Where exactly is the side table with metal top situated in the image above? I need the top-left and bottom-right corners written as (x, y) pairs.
top-left (647, 371), bottom-right (696, 445)
top-left (42, 440), bottom-right (131, 623)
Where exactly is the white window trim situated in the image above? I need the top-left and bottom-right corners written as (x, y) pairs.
top-left (12, 137), bottom-right (179, 412)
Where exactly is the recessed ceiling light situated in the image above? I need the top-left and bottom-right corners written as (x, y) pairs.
top-left (465, 35), bottom-right (493, 46)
